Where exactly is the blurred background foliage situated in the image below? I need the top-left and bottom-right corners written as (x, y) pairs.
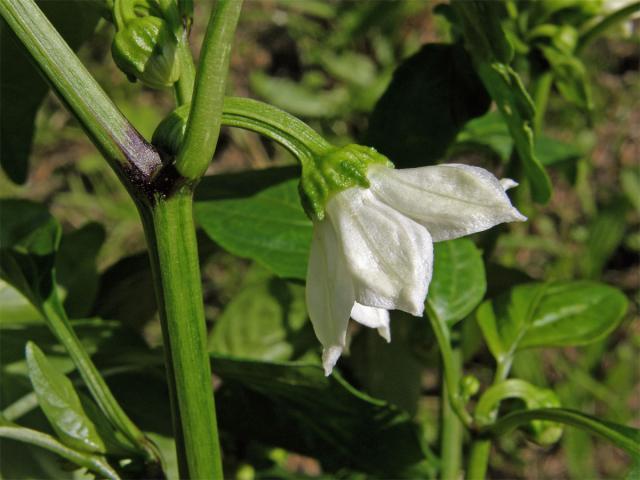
top-left (0, 0), bottom-right (638, 478)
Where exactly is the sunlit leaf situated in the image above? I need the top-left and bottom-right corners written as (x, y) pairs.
top-left (195, 178), bottom-right (312, 279)
top-left (427, 238), bottom-right (486, 326)
top-left (25, 342), bottom-right (105, 454)
top-left (477, 281), bottom-right (628, 360)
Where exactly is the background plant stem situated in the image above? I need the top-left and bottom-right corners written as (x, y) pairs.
top-left (440, 348), bottom-right (463, 480)
top-left (39, 290), bottom-right (153, 459)
top-left (141, 192), bottom-right (223, 479)
top-left (426, 303), bottom-right (473, 428)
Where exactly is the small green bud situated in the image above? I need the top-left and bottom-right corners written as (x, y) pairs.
top-left (112, 16), bottom-right (181, 89)
top-left (152, 104), bottom-right (189, 156)
top-left (300, 144), bottom-right (393, 221)
top-left (460, 374), bottom-right (480, 401)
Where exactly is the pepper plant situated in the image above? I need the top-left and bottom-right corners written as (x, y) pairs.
top-left (1, 0), bottom-right (638, 479)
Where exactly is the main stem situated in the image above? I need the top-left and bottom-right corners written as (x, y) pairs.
top-left (140, 191), bottom-right (222, 480)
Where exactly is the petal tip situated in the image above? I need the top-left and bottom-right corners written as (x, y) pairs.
top-left (500, 178), bottom-right (519, 191)
top-left (322, 345), bottom-right (343, 376)
top-left (377, 326), bottom-right (391, 343)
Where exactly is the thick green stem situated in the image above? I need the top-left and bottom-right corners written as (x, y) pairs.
top-left (440, 348), bottom-right (463, 480)
top-left (467, 439), bottom-right (491, 480)
top-left (38, 291), bottom-right (153, 459)
top-left (175, 0), bottom-right (244, 180)
top-left (0, 0), bottom-right (162, 181)
top-left (140, 192), bottom-right (222, 480)
top-left (426, 303), bottom-right (473, 428)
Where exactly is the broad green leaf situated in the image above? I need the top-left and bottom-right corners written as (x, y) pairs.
top-left (0, 1), bottom-right (101, 184)
top-left (0, 199), bottom-right (61, 306)
top-left (427, 238), bottom-right (486, 326)
top-left (209, 267), bottom-right (315, 361)
top-left (477, 281), bottom-right (628, 360)
top-left (56, 223), bottom-right (106, 318)
top-left (366, 43), bottom-right (490, 168)
top-left (212, 356), bottom-right (431, 477)
top-left (25, 342), bottom-right (105, 454)
top-left (195, 179), bottom-right (312, 279)
top-left (483, 407), bottom-right (640, 458)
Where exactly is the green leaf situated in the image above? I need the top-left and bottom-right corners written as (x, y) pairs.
top-left (91, 252), bottom-right (157, 328)
top-left (0, 417), bottom-right (118, 480)
top-left (25, 342), bottom-right (105, 454)
top-left (0, 0), bottom-right (101, 183)
top-left (427, 238), bottom-right (486, 326)
top-left (208, 267), bottom-right (315, 361)
top-left (582, 203), bottom-right (627, 278)
top-left (452, 0), bottom-right (513, 63)
top-left (454, 111), bottom-right (583, 168)
top-left (0, 279), bottom-right (42, 325)
top-left (451, 1), bottom-right (552, 202)
top-left (0, 199), bottom-right (61, 306)
top-left (212, 356), bottom-right (430, 477)
top-left (477, 281), bottom-right (628, 360)
top-left (541, 46), bottom-right (593, 111)
top-left (366, 43), bottom-right (490, 168)
top-left (56, 222), bottom-right (106, 318)
top-left (195, 179), bottom-right (312, 279)
top-left (482, 407), bottom-right (640, 458)
top-left (474, 62), bottom-right (552, 203)
top-left (250, 72), bottom-right (349, 118)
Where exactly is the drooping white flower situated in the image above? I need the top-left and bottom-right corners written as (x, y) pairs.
top-left (305, 161), bottom-right (526, 375)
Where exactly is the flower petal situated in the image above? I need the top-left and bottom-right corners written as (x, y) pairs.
top-left (327, 188), bottom-right (433, 316)
top-left (368, 164), bottom-right (527, 242)
top-left (351, 303), bottom-right (391, 342)
top-left (305, 219), bottom-right (355, 375)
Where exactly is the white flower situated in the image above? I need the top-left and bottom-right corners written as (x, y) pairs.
top-left (305, 163), bottom-right (526, 375)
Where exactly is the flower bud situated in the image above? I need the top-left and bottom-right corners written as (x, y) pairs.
top-left (112, 16), bottom-right (181, 89)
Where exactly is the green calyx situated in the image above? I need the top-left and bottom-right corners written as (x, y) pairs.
top-left (299, 144), bottom-right (393, 221)
top-left (111, 0), bottom-right (182, 89)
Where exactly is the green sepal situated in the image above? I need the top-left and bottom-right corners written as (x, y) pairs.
top-left (299, 144), bottom-right (393, 221)
top-left (112, 16), bottom-right (181, 89)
